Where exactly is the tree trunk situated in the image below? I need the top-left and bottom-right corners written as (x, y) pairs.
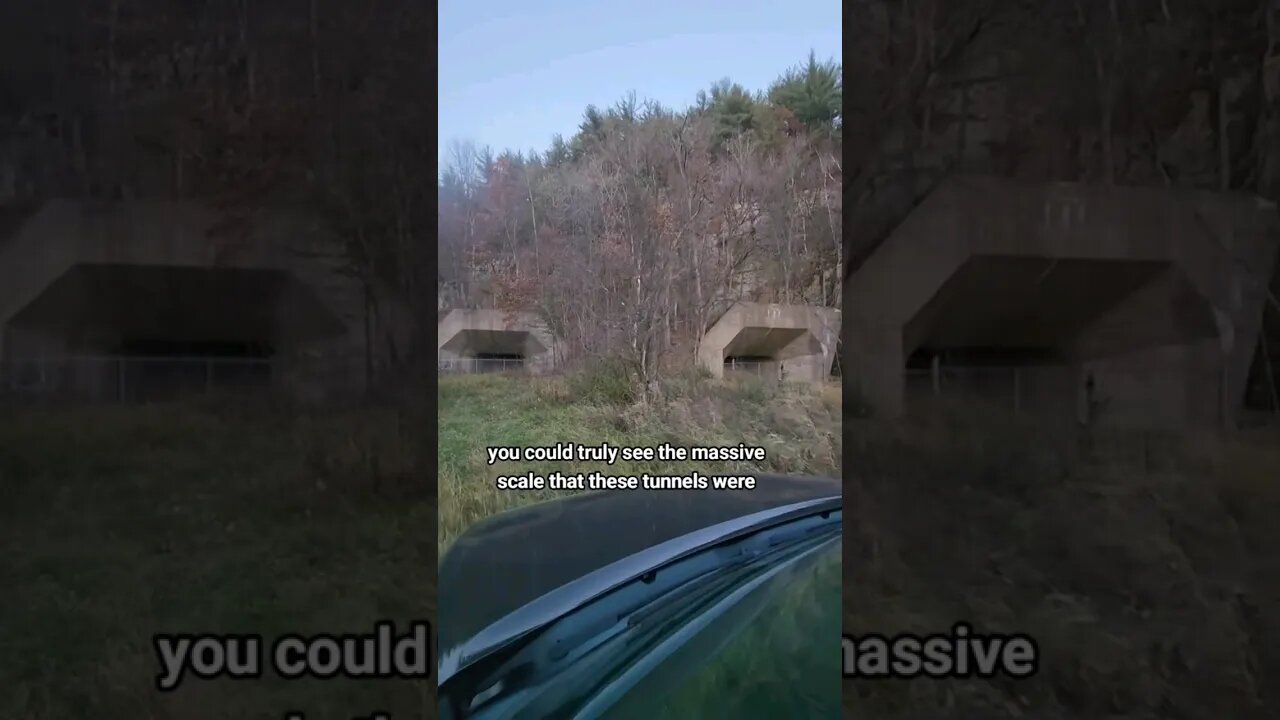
top-left (1260, 2), bottom-right (1280, 197)
top-left (107, 0), bottom-right (119, 99)
top-left (363, 278), bottom-right (375, 393)
top-left (527, 174), bottom-right (539, 263)
top-left (309, 0), bottom-right (321, 99)
top-left (1097, 53), bottom-right (1116, 185)
top-left (693, 233), bottom-right (705, 362)
top-left (1219, 75), bottom-right (1232, 191)
top-left (1213, 13), bottom-right (1231, 191)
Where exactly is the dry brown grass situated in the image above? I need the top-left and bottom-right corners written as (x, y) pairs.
top-left (0, 400), bottom-right (435, 720)
top-left (844, 407), bottom-right (1280, 719)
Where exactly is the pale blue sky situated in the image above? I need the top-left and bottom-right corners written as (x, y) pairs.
top-left (438, 0), bottom-right (841, 166)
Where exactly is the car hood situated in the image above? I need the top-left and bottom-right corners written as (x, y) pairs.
top-left (438, 474), bottom-right (841, 676)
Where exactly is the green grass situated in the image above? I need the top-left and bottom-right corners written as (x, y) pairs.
top-left (0, 401), bottom-right (434, 720)
top-left (437, 372), bottom-right (842, 554)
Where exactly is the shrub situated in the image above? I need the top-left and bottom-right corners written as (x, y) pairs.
top-left (568, 356), bottom-right (636, 405)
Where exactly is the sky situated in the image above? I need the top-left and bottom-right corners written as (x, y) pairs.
top-left (438, 0), bottom-right (841, 168)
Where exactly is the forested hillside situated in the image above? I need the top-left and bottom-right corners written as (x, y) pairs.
top-left (0, 0), bottom-right (435, 373)
top-left (5, 0), bottom-right (1280, 380)
top-left (845, 1), bottom-right (1280, 280)
top-left (438, 0), bottom-right (1280, 380)
top-left (437, 54), bottom-right (842, 380)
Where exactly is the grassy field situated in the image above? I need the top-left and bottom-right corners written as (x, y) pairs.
top-left (18, 372), bottom-right (1274, 718)
top-left (844, 402), bottom-right (1280, 719)
top-left (437, 370), bottom-right (842, 553)
top-left (0, 400), bottom-right (434, 720)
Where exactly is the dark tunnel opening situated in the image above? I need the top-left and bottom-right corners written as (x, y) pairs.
top-left (110, 338), bottom-right (276, 400)
top-left (116, 338), bottom-right (275, 358)
top-left (0, 263), bottom-right (347, 400)
top-left (905, 346), bottom-right (1073, 415)
top-left (106, 338), bottom-right (275, 400)
top-left (724, 354), bottom-right (775, 364)
top-left (724, 354), bottom-right (778, 380)
top-left (907, 346), bottom-right (1066, 369)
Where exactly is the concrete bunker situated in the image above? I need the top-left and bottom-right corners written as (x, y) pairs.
top-left (902, 255), bottom-right (1219, 419)
top-left (438, 308), bottom-right (560, 375)
top-left (698, 302), bottom-right (840, 383)
top-left (848, 176), bottom-right (1280, 428)
top-left (0, 200), bottom-right (365, 401)
top-left (3, 263), bottom-right (343, 400)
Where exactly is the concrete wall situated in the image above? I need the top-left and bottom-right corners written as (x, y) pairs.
top-left (0, 200), bottom-right (364, 399)
top-left (698, 302), bottom-right (841, 383)
top-left (848, 176), bottom-right (1280, 427)
top-left (437, 308), bottom-right (562, 375)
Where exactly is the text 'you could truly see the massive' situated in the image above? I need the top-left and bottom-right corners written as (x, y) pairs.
top-left (487, 441), bottom-right (767, 491)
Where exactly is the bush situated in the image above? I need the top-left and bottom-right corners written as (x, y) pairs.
top-left (568, 357), bottom-right (636, 405)
top-left (732, 375), bottom-right (776, 405)
top-left (655, 364), bottom-right (715, 402)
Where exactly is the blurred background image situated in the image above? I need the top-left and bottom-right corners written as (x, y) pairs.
top-left (843, 1), bottom-right (1280, 718)
top-left (0, 2), bottom-right (434, 717)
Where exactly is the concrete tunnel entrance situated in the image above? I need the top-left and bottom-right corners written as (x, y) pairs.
top-left (902, 255), bottom-right (1220, 422)
top-left (438, 329), bottom-right (545, 374)
top-left (699, 303), bottom-right (839, 384)
top-left (437, 309), bottom-right (562, 375)
top-left (720, 327), bottom-right (822, 381)
top-left (848, 176), bottom-right (1280, 427)
top-left (2, 262), bottom-right (342, 400)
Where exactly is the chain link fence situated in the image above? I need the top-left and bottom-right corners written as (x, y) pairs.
top-left (906, 363), bottom-right (1238, 426)
top-left (438, 357), bottom-right (528, 375)
top-left (0, 356), bottom-right (274, 402)
top-left (907, 366), bottom-right (1041, 410)
top-left (722, 358), bottom-right (779, 380)
top-left (909, 365), bottom-right (1094, 418)
top-left (722, 358), bottom-right (845, 384)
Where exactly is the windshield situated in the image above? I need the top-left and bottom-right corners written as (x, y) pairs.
top-left (438, 476), bottom-right (840, 663)
top-left (612, 543), bottom-right (841, 720)
top-left (440, 498), bottom-right (841, 719)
